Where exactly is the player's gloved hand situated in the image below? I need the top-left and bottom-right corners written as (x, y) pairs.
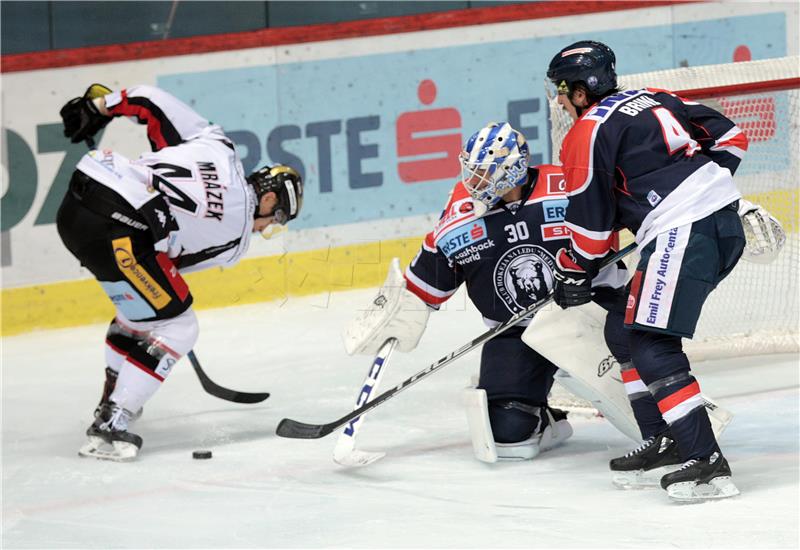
top-left (553, 248), bottom-right (592, 309)
top-left (60, 83), bottom-right (113, 144)
top-left (737, 199), bottom-right (786, 264)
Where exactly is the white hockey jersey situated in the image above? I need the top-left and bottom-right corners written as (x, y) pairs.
top-left (75, 85), bottom-right (257, 273)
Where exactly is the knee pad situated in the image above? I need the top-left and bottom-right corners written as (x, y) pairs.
top-left (115, 309), bottom-right (199, 380)
top-left (488, 399), bottom-right (541, 444)
top-left (628, 329), bottom-right (689, 383)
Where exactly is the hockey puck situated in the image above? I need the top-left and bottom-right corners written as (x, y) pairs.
top-left (192, 450), bottom-right (213, 460)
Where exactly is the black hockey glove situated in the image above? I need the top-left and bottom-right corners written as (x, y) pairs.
top-left (60, 84), bottom-right (113, 144)
top-left (553, 248), bottom-right (593, 309)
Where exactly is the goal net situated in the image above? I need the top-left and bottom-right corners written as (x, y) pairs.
top-left (547, 55), bottom-right (800, 361)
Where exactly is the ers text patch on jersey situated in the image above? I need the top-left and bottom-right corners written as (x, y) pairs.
top-left (439, 219), bottom-right (489, 258)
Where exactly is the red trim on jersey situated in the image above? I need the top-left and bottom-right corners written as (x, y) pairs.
top-left (105, 339), bottom-right (128, 357)
top-left (615, 166), bottom-right (631, 196)
top-left (657, 381), bottom-right (701, 414)
top-left (404, 275), bottom-right (450, 306)
top-left (570, 227), bottom-right (614, 257)
top-left (625, 271), bottom-right (644, 325)
top-left (109, 90), bottom-right (169, 150)
top-left (126, 355), bottom-right (165, 382)
top-left (620, 368), bottom-right (642, 384)
top-left (156, 253), bottom-right (190, 301)
top-left (2, 1), bottom-right (691, 73)
top-left (715, 132), bottom-right (749, 152)
top-left (561, 118), bottom-right (598, 195)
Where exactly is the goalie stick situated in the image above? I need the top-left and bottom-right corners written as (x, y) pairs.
top-left (188, 351), bottom-right (270, 404)
top-left (276, 242), bottom-right (637, 439)
top-left (333, 338), bottom-right (398, 466)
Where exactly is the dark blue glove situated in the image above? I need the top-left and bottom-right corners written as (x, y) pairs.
top-left (553, 248), bottom-right (593, 308)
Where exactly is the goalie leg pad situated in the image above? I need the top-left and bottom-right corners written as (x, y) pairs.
top-left (463, 387), bottom-right (572, 463)
top-left (523, 302), bottom-right (643, 441)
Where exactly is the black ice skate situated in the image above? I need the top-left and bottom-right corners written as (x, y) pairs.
top-left (79, 403), bottom-right (143, 462)
top-left (609, 431), bottom-right (682, 489)
top-left (660, 452), bottom-right (740, 502)
top-left (94, 367), bottom-right (143, 421)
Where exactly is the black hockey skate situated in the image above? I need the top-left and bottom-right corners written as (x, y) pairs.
top-left (609, 431), bottom-right (682, 489)
top-left (660, 452), bottom-right (740, 502)
top-left (94, 367), bottom-right (142, 421)
top-left (79, 403), bottom-right (143, 462)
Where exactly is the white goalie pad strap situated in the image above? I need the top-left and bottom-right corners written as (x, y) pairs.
top-left (522, 302), bottom-right (642, 442)
top-left (343, 258), bottom-right (430, 355)
top-left (737, 199), bottom-right (786, 264)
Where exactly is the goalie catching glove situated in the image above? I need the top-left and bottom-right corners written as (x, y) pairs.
top-left (60, 83), bottom-right (113, 144)
top-left (343, 258), bottom-right (430, 355)
top-left (737, 199), bottom-right (786, 264)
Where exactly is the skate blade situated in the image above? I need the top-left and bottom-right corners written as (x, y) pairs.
top-left (78, 437), bottom-right (139, 462)
top-left (333, 449), bottom-right (386, 467)
top-left (666, 476), bottom-right (740, 503)
top-left (612, 465), bottom-right (681, 490)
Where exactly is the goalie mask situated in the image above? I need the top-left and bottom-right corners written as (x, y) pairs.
top-left (460, 122), bottom-right (530, 217)
top-left (547, 40), bottom-right (617, 100)
top-left (247, 165), bottom-right (304, 225)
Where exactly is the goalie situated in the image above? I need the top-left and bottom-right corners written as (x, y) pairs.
top-left (343, 122), bottom-right (630, 463)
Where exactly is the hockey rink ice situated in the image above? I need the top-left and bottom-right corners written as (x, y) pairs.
top-left (2, 288), bottom-right (799, 548)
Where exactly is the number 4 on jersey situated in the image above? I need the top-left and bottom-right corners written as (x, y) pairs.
top-left (651, 107), bottom-right (701, 157)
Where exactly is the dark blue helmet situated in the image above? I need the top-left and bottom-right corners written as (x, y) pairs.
top-left (547, 41), bottom-right (617, 97)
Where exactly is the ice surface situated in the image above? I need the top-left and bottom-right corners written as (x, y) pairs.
top-left (2, 289), bottom-right (798, 548)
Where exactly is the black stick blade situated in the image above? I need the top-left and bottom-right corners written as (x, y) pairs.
top-left (276, 418), bottom-right (334, 439)
top-left (188, 351), bottom-right (270, 404)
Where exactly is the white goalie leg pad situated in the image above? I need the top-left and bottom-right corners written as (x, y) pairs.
top-left (523, 302), bottom-right (642, 442)
top-left (523, 302), bottom-right (734, 441)
top-left (343, 258), bottom-right (430, 355)
top-left (462, 386), bottom-right (571, 463)
top-left (463, 386), bottom-right (499, 463)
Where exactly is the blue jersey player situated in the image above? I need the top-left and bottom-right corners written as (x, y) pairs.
top-left (546, 40), bottom-right (776, 501)
top-left (343, 122), bottom-right (628, 463)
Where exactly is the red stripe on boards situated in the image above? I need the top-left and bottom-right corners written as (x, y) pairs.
top-left (2, 1), bottom-right (697, 73)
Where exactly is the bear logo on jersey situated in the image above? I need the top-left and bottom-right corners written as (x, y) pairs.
top-left (493, 245), bottom-right (556, 314)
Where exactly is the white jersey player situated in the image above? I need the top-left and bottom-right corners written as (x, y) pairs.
top-left (57, 84), bottom-right (304, 461)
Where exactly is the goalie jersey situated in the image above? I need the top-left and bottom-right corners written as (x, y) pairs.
top-left (405, 165), bottom-right (627, 326)
top-left (75, 85), bottom-right (256, 273)
top-left (560, 88), bottom-right (748, 273)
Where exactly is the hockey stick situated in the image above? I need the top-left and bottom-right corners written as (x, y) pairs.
top-left (333, 338), bottom-right (398, 466)
top-left (188, 351), bottom-right (270, 404)
top-left (276, 242), bottom-right (637, 439)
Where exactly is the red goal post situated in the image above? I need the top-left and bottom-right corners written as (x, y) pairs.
top-left (547, 56), bottom-right (800, 359)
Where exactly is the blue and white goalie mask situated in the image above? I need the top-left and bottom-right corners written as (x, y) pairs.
top-left (460, 122), bottom-right (530, 217)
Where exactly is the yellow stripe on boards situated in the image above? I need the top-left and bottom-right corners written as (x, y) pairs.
top-left (1, 236), bottom-right (423, 336)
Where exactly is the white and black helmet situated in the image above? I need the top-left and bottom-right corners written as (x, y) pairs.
top-left (247, 165), bottom-right (304, 225)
